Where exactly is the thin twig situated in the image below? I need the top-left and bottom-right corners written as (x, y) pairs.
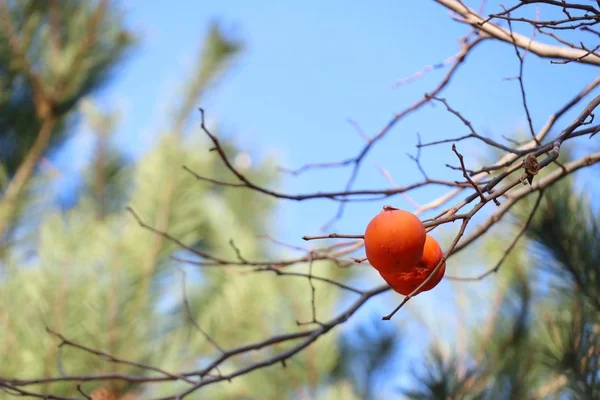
top-left (447, 189), bottom-right (544, 281)
top-left (178, 268), bottom-right (225, 353)
top-left (45, 328), bottom-right (197, 385)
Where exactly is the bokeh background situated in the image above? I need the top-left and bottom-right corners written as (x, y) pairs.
top-left (2, 1), bottom-right (600, 399)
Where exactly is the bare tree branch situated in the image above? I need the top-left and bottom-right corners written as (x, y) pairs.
top-left (436, 0), bottom-right (600, 65)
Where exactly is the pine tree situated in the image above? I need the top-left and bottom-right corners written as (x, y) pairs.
top-left (0, 0), bottom-right (134, 241)
top-left (0, 2), bottom-right (360, 399)
top-left (400, 143), bottom-right (600, 400)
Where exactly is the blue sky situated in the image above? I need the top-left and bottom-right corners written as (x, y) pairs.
top-left (52, 0), bottom-right (600, 395)
top-left (64, 0), bottom-right (596, 240)
top-left (100, 0), bottom-right (598, 239)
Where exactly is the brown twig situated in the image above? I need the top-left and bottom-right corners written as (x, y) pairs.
top-left (254, 266), bottom-right (364, 294)
top-left (504, 12), bottom-right (540, 145)
top-left (45, 328), bottom-right (197, 385)
top-left (438, 0), bottom-right (600, 65)
top-left (302, 233), bottom-right (364, 241)
top-left (186, 112), bottom-right (474, 207)
top-left (296, 258), bottom-right (321, 326)
top-left (178, 268), bottom-right (225, 353)
top-left (447, 189), bottom-right (544, 281)
top-left (426, 95), bottom-right (522, 154)
top-left (452, 144), bottom-right (488, 203)
top-left (155, 284), bottom-right (391, 399)
top-left (451, 150), bottom-right (600, 256)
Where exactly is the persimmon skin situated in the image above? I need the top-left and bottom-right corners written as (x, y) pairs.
top-left (364, 207), bottom-right (426, 274)
top-left (379, 234), bottom-right (446, 296)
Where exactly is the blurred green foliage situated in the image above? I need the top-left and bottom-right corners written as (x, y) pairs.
top-left (0, 1), bottom-right (361, 399)
top-left (401, 142), bottom-right (600, 400)
top-left (3, 2), bottom-right (599, 400)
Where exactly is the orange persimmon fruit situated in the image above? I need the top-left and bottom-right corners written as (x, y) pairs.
top-left (379, 234), bottom-right (446, 296)
top-left (364, 206), bottom-right (426, 274)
